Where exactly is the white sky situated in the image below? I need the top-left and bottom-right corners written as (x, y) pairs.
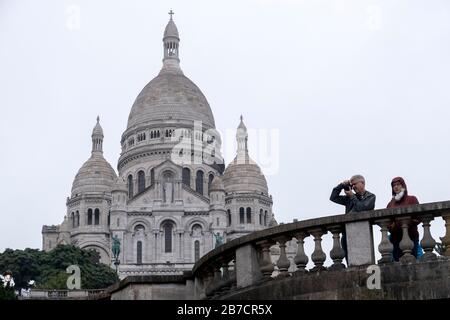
top-left (1, 0), bottom-right (450, 253)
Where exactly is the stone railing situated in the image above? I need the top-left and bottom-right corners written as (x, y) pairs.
top-left (192, 201), bottom-right (450, 299)
top-left (19, 289), bottom-right (106, 300)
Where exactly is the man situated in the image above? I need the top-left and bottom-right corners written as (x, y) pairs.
top-left (386, 177), bottom-right (421, 261)
top-left (330, 175), bottom-right (376, 263)
top-left (330, 174), bottom-right (376, 213)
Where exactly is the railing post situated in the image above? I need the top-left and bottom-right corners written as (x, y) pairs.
top-left (345, 220), bottom-right (375, 266)
top-left (274, 236), bottom-right (291, 277)
top-left (257, 240), bottom-right (275, 280)
top-left (420, 215), bottom-right (437, 261)
top-left (235, 243), bottom-right (262, 288)
top-left (294, 232), bottom-right (309, 274)
top-left (375, 219), bottom-right (394, 264)
top-left (309, 228), bottom-right (326, 271)
top-left (397, 216), bottom-right (416, 264)
top-left (328, 226), bottom-right (346, 270)
top-left (441, 212), bottom-right (450, 256)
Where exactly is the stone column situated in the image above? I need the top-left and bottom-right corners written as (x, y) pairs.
top-left (441, 212), bottom-right (450, 257)
top-left (274, 236), bottom-right (291, 277)
top-left (345, 221), bottom-right (375, 266)
top-left (256, 240), bottom-right (274, 280)
top-left (420, 215), bottom-right (437, 261)
top-left (397, 217), bottom-right (415, 264)
top-left (328, 226), bottom-right (346, 270)
top-left (375, 219), bottom-right (394, 264)
top-left (235, 244), bottom-right (262, 288)
top-left (309, 228), bottom-right (326, 271)
top-left (294, 232), bottom-right (309, 274)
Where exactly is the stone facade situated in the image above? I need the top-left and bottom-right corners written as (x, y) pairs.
top-left (42, 16), bottom-right (275, 278)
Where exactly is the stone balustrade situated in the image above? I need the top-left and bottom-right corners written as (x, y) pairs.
top-left (192, 201), bottom-right (450, 299)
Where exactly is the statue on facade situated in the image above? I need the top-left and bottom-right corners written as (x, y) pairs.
top-left (213, 232), bottom-right (224, 248)
top-left (111, 235), bottom-right (121, 261)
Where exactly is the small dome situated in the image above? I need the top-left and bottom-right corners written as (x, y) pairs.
top-left (71, 153), bottom-right (117, 196)
top-left (223, 154), bottom-right (268, 195)
top-left (164, 19), bottom-right (179, 39)
top-left (209, 176), bottom-right (224, 192)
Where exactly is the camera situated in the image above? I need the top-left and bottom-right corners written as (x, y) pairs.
top-left (342, 183), bottom-right (352, 191)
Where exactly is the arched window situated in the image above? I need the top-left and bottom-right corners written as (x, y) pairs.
top-left (87, 209), bottom-right (93, 225)
top-left (138, 170), bottom-right (145, 193)
top-left (163, 222), bottom-right (174, 253)
top-left (150, 168), bottom-right (155, 185)
top-left (264, 210), bottom-right (268, 226)
top-left (246, 207), bottom-right (252, 224)
top-left (194, 240), bottom-right (200, 262)
top-left (196, 170), bottom-right (204, 195)
top-left (71, 212), bottom-right (75, 228)
top-left (259, 209), bottom-right (263, 225)
top-left (137, 241), bottom-right (142, 265)
top-left (107, 211), bottom-right (110, 226)
top-left (94, 208), bottom-right (100, 225)
top-left (128, 175), bottom-right (133, 198)
top-left (208, 174), bottom-right (214, 194)
top-left (182, 168), bottom-right (191, 187)
top-left (227, 210), bottom-right (232, 227)
top-left (239, 207), bottom-right (245, 224)
top-left (76, 211), bottom-right (80, 227)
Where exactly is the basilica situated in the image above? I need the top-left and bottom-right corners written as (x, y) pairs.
top-left (42, 15), bottom-right (275, 278)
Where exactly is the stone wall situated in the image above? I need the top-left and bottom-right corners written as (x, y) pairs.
top-left (219, 258), bottom-right (450, 300)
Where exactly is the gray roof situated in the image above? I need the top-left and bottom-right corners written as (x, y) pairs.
top-left (223, 153), bottom-right (269, 195)
top-left (71, 153), bottom-right (117, 196)
top-left (126, 70), bottom-right (216, 130)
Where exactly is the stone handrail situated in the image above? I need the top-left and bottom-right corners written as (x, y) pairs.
top-left (192, 200), bottom-right (450, 299)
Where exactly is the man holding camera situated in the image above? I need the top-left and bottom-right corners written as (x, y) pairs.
top-left (330, 175), bottom-right (376, 264)
top-left (330, 174), bottom-right (376, 213)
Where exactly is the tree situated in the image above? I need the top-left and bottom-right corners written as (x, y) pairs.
top-left (0, 245), bottom-right (118, 295)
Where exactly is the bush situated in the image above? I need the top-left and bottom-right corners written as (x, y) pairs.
top-left (0, 245), bottom-right (119, 293)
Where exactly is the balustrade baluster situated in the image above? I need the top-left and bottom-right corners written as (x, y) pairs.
top-left (420, 215), bottom-right (437, 261)
top-left (441, 213), bottom-right (450, 256)
top-left (294, 232), bottom-right (309, 274)
top-left (397, 217), bottom-right (416, 264)
top-left (257, 240), bottom-right (275, 280)
top-left (309, 229), bottom-right (327, 271)
top-left (328, 226), bottom-right (346, 270)
top-left (375, 219), bottom-right (394, 264)
top-left (275, 236), bottom-right (291, 277)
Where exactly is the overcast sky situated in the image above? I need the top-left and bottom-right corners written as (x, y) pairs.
top-left (1, 0), bottom-right (450, 253)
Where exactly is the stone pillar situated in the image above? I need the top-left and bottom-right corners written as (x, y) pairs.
top-left (294, 232), bottom-right (309, 273)
top-left (420, 215), bottom-right (437, 261)
top-left (345, 221), bottom-right (375, 267)
top-left (274, 236), bottom-right (290, 277)
top-left (309, 228), bottom-right (326, 271)
top-left (441, 212), bottom-right (450, 257)
top-left (328, 226), bottom-right (346, 270)
top-left (256, 240), bottom-right (274, 280)
top-left (397, 216), bottom-right (415, 264)
top-left (235, 244), bottom-right (262, 288)
top-left (375, 219), bottom-right (394, 264)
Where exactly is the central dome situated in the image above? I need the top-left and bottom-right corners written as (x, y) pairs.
top-left (126, 17), bottom-right (215, 131)
top-left (126, 71), bottom-right (215, 130)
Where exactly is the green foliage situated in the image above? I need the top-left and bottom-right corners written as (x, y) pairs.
top-left (0, 245), bottom-right (119, 292)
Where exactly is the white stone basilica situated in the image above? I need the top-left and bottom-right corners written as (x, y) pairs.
top-left (42, 15), bottom-right (275, 278)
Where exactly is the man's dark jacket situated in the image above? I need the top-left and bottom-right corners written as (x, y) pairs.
top-left (330, 184), bottom-right (376, 213)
